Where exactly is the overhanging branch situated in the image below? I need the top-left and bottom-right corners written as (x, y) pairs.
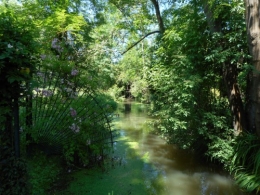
top-left (121, 30), bottom-right (161, 55)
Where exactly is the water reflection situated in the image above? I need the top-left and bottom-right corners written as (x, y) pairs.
top-left (114, 102), bottom-right (248, 195)
top-left (124, 103), bottom-right (131, 114)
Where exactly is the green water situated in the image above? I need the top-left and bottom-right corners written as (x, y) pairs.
top-left (60, 102), bottom-right (249, 195)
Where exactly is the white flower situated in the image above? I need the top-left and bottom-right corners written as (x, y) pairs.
top-left (69, 123), bottom-right (80, 133)
top-left (7, 43), bottom-right (13, 48)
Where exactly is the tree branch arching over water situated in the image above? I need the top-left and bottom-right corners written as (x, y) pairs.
top-left (121, 30), bottom-right (161, 55)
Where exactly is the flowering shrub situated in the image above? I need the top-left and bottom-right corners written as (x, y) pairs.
top-left (0, 2), bottom-right (116, 194)
top-left (20, 58), bottom-right (116, 167)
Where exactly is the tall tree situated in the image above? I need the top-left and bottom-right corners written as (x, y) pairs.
top-left (244, 0), bottom-right (260, 136)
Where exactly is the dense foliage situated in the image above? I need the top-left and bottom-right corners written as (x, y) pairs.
top-left (149, 1), bottom-right (259, 192)
top-left (1, 0), bottom-right (260, 194)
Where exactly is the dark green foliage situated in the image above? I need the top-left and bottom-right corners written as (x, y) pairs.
top-left (0, 154), bottom-right (28, 195)
top-left (95, 93), bottom-right (118, 111)
top-left (0, 5), bottom-right (37, 195)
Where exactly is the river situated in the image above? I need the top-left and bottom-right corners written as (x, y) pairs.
top-left (61, 102), bottom-right (250, 195)
top-left (112, 102), bottom-right (248, 195)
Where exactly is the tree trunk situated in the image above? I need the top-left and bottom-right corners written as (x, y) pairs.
top-left (244, 0), bottom-right (260, 136)
top-left (224, 64), bottom-right (246, 135)
top-left (150, 0), bottom-right (165, 33)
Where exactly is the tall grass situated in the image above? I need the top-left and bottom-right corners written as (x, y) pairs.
top-left (230, 133), bottom-right (260, 193)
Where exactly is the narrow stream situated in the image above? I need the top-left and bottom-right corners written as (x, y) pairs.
top-left (113, 102), bottom-right (248, 195)
top-left (61, 102), bottom-right (250, 195)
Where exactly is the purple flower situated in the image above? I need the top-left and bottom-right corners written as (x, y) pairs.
top-left (42, 89), bottom-right (53, 97)
top-left (51, 38), bottom-right (63, 53)
top-left (71, 69), bottom-right (79, 76)
top-left (51, 38), bottom-right (59, 48)
top-left (70, 107), bottom-right (77, 117)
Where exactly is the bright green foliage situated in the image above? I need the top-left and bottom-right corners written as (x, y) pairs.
top-left (89, 2), bottom-right (153, 101)
top-left (111, 48), bottom-right (150, 101)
